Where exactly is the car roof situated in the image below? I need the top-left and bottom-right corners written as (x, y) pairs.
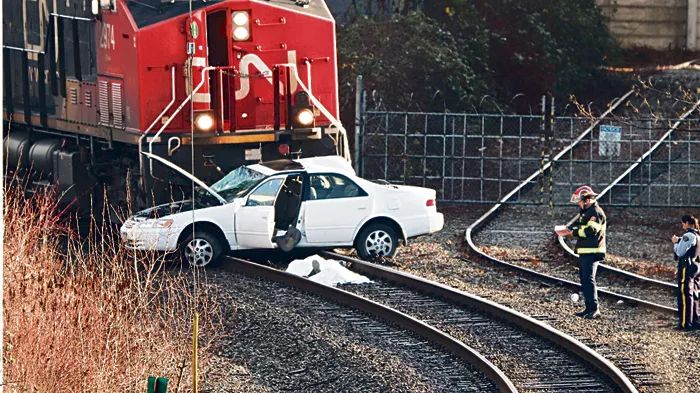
top-left (249, 156), bottom-right (356, 177)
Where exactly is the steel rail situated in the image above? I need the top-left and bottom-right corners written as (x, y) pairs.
top-left (557, 97), bottom-right (700, 291)
top-left (221, 255), bottom-right (517, 393)
top-left (322, 252), bottom-right (639, 393)
top-left (463, 89), bottom-right (677, 313)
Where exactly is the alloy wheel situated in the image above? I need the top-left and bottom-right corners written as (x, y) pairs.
top-left (185, 238), bottom-right (214, 267)
top-left (364, 229), bottom-right (394, 257)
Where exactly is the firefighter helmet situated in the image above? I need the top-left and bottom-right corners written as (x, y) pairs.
top-left (570, 185), bottom-right (598, 204)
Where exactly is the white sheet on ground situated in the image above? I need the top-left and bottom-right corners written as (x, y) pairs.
top-left (285, 255), bottom-right (371, 287)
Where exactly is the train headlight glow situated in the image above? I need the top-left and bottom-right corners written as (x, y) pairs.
top-left (194, 111), bottom-right (216, 132)
top-left (232, 11), bottom-right (251, 41)
top-left (233, 26), bottom-right (250, 41)
top-left (233, 11), bottom-right (249, 26)
top-left (295, 108), bottom-right (315, 127)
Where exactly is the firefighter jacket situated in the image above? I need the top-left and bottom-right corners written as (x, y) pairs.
top-left (568, 202), bottom-right (607, 255)
top-left (674, 228), bottom-right (700, 263)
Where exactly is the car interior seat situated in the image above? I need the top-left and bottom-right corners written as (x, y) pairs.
top-left (275, 176), bottom-right (302, 230)
top-left (310, 176), bottom-right (331, 199)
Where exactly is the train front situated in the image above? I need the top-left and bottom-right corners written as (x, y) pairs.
top-left (121, 0), bottom-right (348, 197)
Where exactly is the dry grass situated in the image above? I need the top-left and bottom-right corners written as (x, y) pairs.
top-left (3, 182), bottom-right (223, 392)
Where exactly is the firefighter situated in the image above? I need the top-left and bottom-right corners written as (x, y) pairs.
top-left (561, 185), bottom-right (606, 319)
top-left (672, 214), bottom-right (700, 330)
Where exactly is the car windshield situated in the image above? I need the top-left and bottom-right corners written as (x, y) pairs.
top-left (210, 166), bottom-right (267, 202)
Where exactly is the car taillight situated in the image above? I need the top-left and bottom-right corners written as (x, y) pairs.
top-left (426, 199), bottom-right (435, 207)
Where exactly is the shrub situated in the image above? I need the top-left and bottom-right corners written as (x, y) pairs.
top-left (337, 12), bottom-right (490, 113)
top-left (3, 183), bottom-right (222, 392)
top-left (337, 1), bottom-right (625, 112)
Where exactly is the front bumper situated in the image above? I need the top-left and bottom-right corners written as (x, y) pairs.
top-left (120, 223), bottom-right (179, 251)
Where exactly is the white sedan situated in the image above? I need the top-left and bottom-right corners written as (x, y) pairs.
top-left (121, 154), bottom-right (444, 266)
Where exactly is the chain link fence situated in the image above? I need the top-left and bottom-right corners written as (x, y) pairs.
top-left (358, 110), bottom-right (700, 207)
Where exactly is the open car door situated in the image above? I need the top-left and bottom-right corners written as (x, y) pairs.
top-left (235, 174), bottom-right (304, 250)
top-left (234, 177), bottom-right (283, 249)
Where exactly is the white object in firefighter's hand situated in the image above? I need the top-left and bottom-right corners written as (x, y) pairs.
top-left (555, 225), bottom-right (571, 236)
top-left (570, 293), bottom-right (580, 302)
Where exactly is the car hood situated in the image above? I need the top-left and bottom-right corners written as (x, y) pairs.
top-left (142, 152), bottom-right (226, 204)
top-left (133, 200), bottom-right (196, 220)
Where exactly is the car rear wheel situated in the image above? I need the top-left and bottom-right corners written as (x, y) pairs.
top-left (356, 223), bottom-right (398, 260)
top-left (181, 231), bottom-right (223, 268)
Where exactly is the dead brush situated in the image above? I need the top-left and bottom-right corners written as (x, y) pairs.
top-left (3, 181), bottom-right (224, 392)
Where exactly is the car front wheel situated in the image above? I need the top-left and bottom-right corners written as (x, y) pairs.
top-left (356, 223), bottom-right (398, 260)
top-left (181, 232), bottom-right (223, 268)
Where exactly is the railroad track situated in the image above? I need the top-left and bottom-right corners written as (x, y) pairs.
top-left (466, 79), bottom-right (700, 315)
top-left (321, 251), bottom-right (641, 392)
top-left (220, 255), bottom-right (512, 392)
top-left (557, 98), bottom-right (700, 291)
top-left (222, 252), bottom-right (642, 392)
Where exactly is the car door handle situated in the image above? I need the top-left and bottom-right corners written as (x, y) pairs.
top-left (357, 207), bottom-right (367, 210)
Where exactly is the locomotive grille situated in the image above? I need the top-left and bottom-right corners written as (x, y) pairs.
top-left (84, 91), bottom-right (92, 108)
top-left (111, 83), bottom-right (123, 128)
top-left (69, 87), bottom-right (79, 105)
top-left (98, 80), bottom-right (110, 125)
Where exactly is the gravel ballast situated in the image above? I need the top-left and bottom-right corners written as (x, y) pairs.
top-left (198, 268), bottom-right (497, 392)
top-left (388, 204), bottom-right (700, 393)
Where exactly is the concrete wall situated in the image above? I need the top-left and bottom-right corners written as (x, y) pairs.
top-left (597, 0), bottom-right (699, 50)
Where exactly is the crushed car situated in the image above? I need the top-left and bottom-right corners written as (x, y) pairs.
top-left (120, 154), bottom-right (444, 266)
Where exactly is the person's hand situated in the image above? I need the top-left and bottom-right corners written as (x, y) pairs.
top-left (555, 227), bottom-right (572, 236)
top-left (672, 234), bottom-right (679, 244)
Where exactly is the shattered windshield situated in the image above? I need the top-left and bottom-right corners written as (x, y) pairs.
top-left (210, 166), bottom-right (267, 202)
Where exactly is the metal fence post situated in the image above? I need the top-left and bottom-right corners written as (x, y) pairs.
top-left (354, 75), bottom-right (364, 175)
top-left (548, 96), bottom-right (555, 214)
top-left (539, 95), bottom-right (546, 205)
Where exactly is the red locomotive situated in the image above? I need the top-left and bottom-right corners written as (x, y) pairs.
top-left (3, 0), bottom-right (349, 210)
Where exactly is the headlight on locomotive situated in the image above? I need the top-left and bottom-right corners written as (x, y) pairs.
top-left (291, 92), bottom-right (315, 129)
top-left (294, 108), bottom-right (315, 127)
top-left (232, 11), bottom-right (251, 41)
top-left (194, 110), bottom-right (216, 132)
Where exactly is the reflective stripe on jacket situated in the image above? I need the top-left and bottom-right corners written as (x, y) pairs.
top-left (568, 202), bottom-right (607, 255)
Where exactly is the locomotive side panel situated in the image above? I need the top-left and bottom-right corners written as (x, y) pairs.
top-left (3, 1), bottom-right (97, 127)
top-left (96, 1), bottom-right (140, 131)
top-left (137, 14), bottom-right (192, 133)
